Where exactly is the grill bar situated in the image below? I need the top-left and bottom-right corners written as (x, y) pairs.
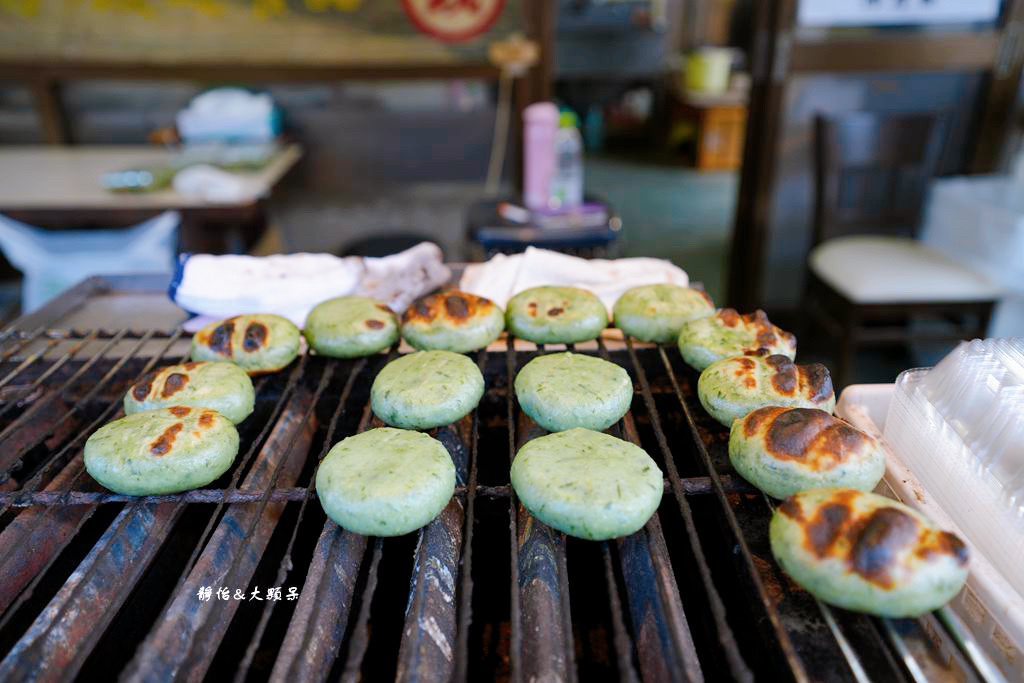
top-left (233, 357), bottom-right (366, 683)
top-left (340, 536), bottom-right (385, 682)
top-left (122, 380), bottom-right (320, 680)
top-left (593, 338), bottom-right (704, 683)
top-left (624, 341), bottom-right (754, 681)
top-left (0, 330), bottom-right (185, 635)
top-left (452, 352), bottom-right (485, 683)
top-left (395, 418), bottom-right (471, 682)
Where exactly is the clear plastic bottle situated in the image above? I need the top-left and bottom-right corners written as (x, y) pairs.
top-left (550, 111), bottom-right (584, 210)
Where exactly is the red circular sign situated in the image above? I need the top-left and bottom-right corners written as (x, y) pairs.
top-left (402, 0), bottom-right (506, 43)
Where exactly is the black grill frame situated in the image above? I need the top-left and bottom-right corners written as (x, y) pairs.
top-left (0, 308), bottom-right (995, 682)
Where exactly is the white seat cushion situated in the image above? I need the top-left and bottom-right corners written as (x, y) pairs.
top-left (809, 235), bottom-right (1001, 304)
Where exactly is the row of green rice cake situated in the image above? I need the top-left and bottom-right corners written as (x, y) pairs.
top-left (666, 289), bottom-right (970, 619)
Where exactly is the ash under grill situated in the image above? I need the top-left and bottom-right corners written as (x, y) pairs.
top-left (0, 326), bottom-right (994, 682)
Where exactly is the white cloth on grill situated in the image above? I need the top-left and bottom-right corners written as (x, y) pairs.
top-left (171, 242), bottom-right (450, 331)
top-left (459, 246), bottom-right (689, 314)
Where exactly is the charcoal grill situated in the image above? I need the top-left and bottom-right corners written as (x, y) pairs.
top-left (0, 285), bottom-right (1000, 682)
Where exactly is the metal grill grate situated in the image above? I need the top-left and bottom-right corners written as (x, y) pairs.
top-left (0, 325), bottom-right (997, 682)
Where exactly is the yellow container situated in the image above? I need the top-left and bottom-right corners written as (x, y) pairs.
top-left (685, 48), bottom-right (732, 94)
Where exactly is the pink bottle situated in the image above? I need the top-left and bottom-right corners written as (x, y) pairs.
top-left (523, 102), bottom-right (559, 210)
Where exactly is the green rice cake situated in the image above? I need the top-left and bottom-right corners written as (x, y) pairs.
top-left (510, 428), bottom-right (663, 540)
top-left (514, 352), bottom-right (632, 432)
top-left (506, 286), bottom-right (608, 344)
top-left (124, 361), bottom-right (255, 424)
top-left (371, 350), bottom-right (485, 430)
top-left (613, 284), bottom-right (714, 343)
top-left (85, 406), bottom-right (239, 495)
top-left (304, 296), bottom-right (398, 358)
top-left (730, 407), bottom-right (884, 499)
top-left (697, 354), bottom-right (835, 427)
top-left (316, 427), bottom-right (455, 537)
top-left (192, 313), bottom-right (301, 374)
top-left (770, 488), bottom-right (969, 617)
top-left (401, 290), bottom-right (504, 353)
top-left (677, 309), bottom-right (796, 372)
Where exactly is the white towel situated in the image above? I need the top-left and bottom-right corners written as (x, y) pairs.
top-left (459, 246), bottom-right (689, 314)
top-left (171, 242), bottom-right (450, 331)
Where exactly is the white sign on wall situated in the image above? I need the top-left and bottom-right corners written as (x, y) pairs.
top-left (798, 0), bottom-right (1002, 27)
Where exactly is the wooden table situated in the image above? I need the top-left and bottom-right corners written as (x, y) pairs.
top-left (0, 144), bottom-right (302, 253)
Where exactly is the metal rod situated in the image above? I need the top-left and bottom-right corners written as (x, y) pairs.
top-left (122, 380), bottom-right (320, 681)
top-left (271, 357), bottom-right (387, 683)
top-left (339, 536), bottom-right (385, 683)
top-left (602, 542), bottom-right (641, 683)
top-left (0, 336), bottom-right (62, 390)
top-left (452, 351), bottom-right (486, 683)
top-left (626, 341), bottom-right (755, 682)
top-left (505, 337), bottom-right (523, 683)
top-left (235, 358), bottom-right (365, 683)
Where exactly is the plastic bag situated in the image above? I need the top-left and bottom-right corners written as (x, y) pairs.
top-left (0, 211), bottom-right (179, 313)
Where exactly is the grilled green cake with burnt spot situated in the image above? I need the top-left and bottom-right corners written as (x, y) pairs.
top-left (401, 290), bottom-right (504, 352)
top-left (192, 313), bottom-right (300, 374)
top-left (506, 286), bottom-right (608, 344)
top-left (677, 309), bottom-right (796, 372)
top-left (770, 489), bottom-right (969, 617)
top-left (729, 407), bottom-right (884, 499)
top-left (124, 361), bottom-right (254, 424)
top-left (304, 296), bottom-right (398, 358)
top-left (85, 406), bottom-right (239, 495)
top-left (697, 354), bottom-right (835, 427)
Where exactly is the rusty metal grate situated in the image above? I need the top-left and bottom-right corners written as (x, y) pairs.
top-left (0, 325), bottom-right (995, 682)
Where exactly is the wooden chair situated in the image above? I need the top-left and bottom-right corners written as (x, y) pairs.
top-left (805, 112), bottom-right (1000, 387)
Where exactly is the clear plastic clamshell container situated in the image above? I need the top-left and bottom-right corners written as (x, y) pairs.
top-left (885, 339), bottom-right (1024, 604)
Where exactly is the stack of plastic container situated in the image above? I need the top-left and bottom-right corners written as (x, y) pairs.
top-left (884, 338), bottom-right (1024, 605)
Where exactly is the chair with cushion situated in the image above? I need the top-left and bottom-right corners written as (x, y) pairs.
top-left (805, 112), bottom-right (1000, 387)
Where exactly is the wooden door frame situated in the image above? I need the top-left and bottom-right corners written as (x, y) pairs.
top-left (727, 0), bottom-right (1024, 311)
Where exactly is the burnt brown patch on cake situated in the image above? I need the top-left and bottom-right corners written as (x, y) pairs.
top-left (765, 408), bottom-right (832, 458)
top-left (377, 304), bottom-right (392, 313)
top-left (132, 370), bottom-right (158, 401)
top-left (733, 357), bottom-right (759, 388)
top-left (849, 507), bottom-right (918, 586)
top-left (778, 496), bottom-right (805, 522)
top-left (243, 322), bottom-right (267, 352)
top-left (161, 372), bottom-right (188, 398)
top-left (151, 423), bottom-right (183, 456)
top-left (169, 406), bottom-right (191, 417)
top-left (766, 355), bottom-right (798, 395)
top-left (805, 502), bottom-right (851, 558)
top-left (208, 321), bottom-right (235, 355)
top-left (547, 307), bottom-right (564, 317)
top-left (801, 363), bottom-right (834, 402)
top-left (916, 530), bottom-right (970, 566)
top-left (444, 294), bottom-right (470, 321)
top-left (815, 422), bottom-right (867, 467)
top-left (199, 411), bottom-right (215, 428)
top-left (403, 296), bottom-right (438, 324)
top-left (183, 361), bottom-right (202, 371)
top-left (718, 308), bottom-right (740, 327)
top-left (527, 301), bottom-right (538, 317)
top-left (366, 319), bottom-right (385, 329)
top-left (765, 409), bottom-right (864, 469)
top-left (743, 406), bottom-right (783, 437)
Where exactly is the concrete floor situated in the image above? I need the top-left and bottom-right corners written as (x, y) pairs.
top-left (273, 155), bottom-right (738, 304)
